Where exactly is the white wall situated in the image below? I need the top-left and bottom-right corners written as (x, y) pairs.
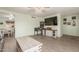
top-left (62, 15), bottom-right (79, 36)
top-left (15, 13), bottom-right (43, 37)
top-left (0, 16), bottom-right (9, 29)
top-left (0, 17), bottom-right (5, 29)
top-left (0, 10), bottom-right (43, 38)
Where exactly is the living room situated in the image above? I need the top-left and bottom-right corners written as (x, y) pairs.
top-left (0, 7), bottom-right (79, 52)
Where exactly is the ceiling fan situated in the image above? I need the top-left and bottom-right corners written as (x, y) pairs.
top-left (27, 7), bottom-right (51, 18)
top-left (27, 7), bottom-right (50, 14)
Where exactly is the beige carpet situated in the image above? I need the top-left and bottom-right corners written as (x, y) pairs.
top-left (2, 35), bottom-right (79, 52)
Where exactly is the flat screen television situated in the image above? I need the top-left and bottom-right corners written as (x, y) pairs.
top-left (45, 16), bottom-right (57, 25)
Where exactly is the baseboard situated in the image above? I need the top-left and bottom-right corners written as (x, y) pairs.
top-left (63, 34), bottom-right (79, 37)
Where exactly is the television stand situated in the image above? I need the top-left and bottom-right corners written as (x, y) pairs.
top-left (44, 28), bottom-right (57, 38)
top-left (34, 27), bottom-right (57, 38)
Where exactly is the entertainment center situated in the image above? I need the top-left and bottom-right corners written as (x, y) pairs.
top-left (44, 16), bottom-right (58, 38)
top-left (34, 16), bottom-right (58, 38)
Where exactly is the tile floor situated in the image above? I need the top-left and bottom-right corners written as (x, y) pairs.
top-left (2, 35), bottom-right (79, 52)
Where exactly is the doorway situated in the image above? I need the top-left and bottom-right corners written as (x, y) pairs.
top-left (0, 12), bottom-right (16, 52)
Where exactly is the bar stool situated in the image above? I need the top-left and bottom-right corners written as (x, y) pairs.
top-left (34, 27), bottom-right (41, 35)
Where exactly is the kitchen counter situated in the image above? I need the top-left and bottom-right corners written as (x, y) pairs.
top-left (16, 36), bottom-right (43, 52)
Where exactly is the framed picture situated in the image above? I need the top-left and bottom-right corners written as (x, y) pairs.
top-left (0, 22), bottom-right (3, 25)
top-left (67, 22), bottom-right (71, 25)
top-left (72, 20), bottom-right (76, 26)
top-left (72, 16), bottom-right (76, 19)
top-left (63, 18), bottom-right (67, 21)
top-left (63, 18), bottom-right (67, 25)
top-left (63, 22), bottom-right (66, 24)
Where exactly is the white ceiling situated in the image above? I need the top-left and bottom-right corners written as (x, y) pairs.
top-left (0, 7), bottom-right (79, 17)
